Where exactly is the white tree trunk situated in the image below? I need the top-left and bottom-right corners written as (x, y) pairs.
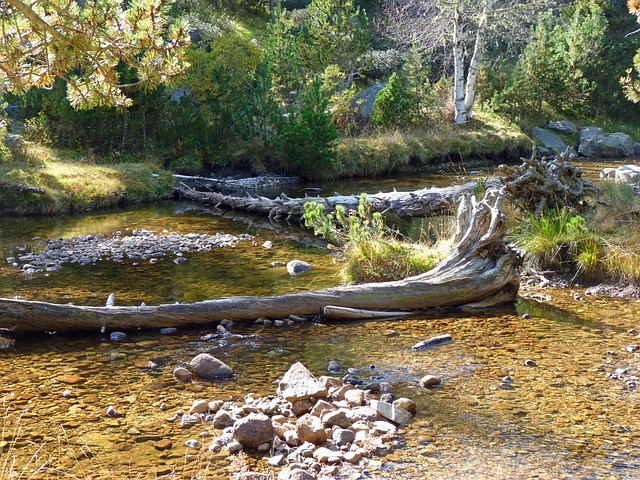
top-left (464, 10), bottom-right (487, 116)
top-left (453, 10), bottom-right (467, 125)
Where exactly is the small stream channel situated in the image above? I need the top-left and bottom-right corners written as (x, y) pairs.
top-left (1, 161), bottom-right (639, 479)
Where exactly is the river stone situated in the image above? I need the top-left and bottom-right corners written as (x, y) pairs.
top-left (393, 398), bottom-right (417, 415)
top-left (277, 468), bottom-right (317, 480)
top-left (332, 427), bottom-right (356, 446)
top-left (548, 120), bottom-right (578, 134)
top-left (213, 409), bottom-right (236, 429)
top-left (412, 334), bottom-right (453, 350)
top-left (188, 399), bottom-right (209, 415)
top-left (313, 446), bottom-right (342, 463)
top-left (296, 413), bottom-right (327, 444)
top-left (173, 367), bottom-right (192, 382)
top-left (235, 473), bottom-right (271, 480)
top-left (190, 353), bottom-right (233, 378)
top-left (287, 260), bottom-right (312, 276)
top-left (371, 399), bottom-right (412, 425)
top-left (344, 388), bottom-right (366, 407)
top-left (310, 400), bottom-right (336, 419)
top-left (233, 413), bottom-right (275, 449)
top-left (278, 362), bottom-right (327, 402)
top-left (419, 375), bottom-right (441, 387)
top-left (321, 408), bottom-right (352, 428)
top-left (532, 127), bottom-right (568, 153)
top-left (347, 406), bottom-right (378, 423)
top-left (110, 331), bottom-right (126, 341)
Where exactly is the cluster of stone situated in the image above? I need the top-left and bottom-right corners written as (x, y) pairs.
top-left (173, 360), bottom-right (416, 480)
top-left (6, 230), bottom-right (253, 274)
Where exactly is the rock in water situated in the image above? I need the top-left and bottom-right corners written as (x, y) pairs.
top-left (412, 334), bottom-right (453, 350)
top-left (286, 260), bottom-right (312, 276)
top-left (190, 353), bottom-right (234, 379)
top-left (106, 293), bottom-right (115, 307)
top-left (278, 362), bottom-right (327, 402)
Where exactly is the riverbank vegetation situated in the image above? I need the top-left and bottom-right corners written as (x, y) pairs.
top-left (3, 0), bottom-right (640, 288)
top-left (511, 182), bottom-right (640, 284)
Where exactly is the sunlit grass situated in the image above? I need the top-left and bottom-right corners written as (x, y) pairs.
top-left (0, 142), bottom-right (173, 215)
top-left (509, 180), bottom-right (640, 283)
top-left (336, 111), bottom-right (529, 179)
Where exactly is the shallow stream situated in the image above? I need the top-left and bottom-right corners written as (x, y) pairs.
top-left (1, 163), bottom-right (639, 479)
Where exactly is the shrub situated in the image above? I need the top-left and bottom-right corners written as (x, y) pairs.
top-left (303, 194), bottom-right (449, 283)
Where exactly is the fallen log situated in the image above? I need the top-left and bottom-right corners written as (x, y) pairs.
top-left (0, 180), bottom-right (46, 194)
top-left (174, 180), bottom-right (497, 221)
top-left (0, 188), bottom-right (520, 333)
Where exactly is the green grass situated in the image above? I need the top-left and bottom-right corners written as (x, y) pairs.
top-left (510, 181), bottom-right (640, 283)
top-left (0, 142), bottom-right (173, 215)
top-left (336, 111), bottom-right (529, 179)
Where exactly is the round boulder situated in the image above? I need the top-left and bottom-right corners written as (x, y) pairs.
top-left (190, 353), bottom-right (233, 379)
top-left (287, 260), bottom-right (312, 276)
top-left (233, 413), bottom-right (275, 449)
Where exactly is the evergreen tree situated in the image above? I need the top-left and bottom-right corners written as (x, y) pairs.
top-left (278, 78), bottom-right (339, 178)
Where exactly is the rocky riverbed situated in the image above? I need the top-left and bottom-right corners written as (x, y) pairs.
top-left (166, 359), bottom-right (423, 480)
top-left (5, 229), bottom-right (254, 275)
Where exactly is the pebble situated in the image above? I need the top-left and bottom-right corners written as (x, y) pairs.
top-left (110, 331), bottom-right (126, 341)
top-left (328, 360), bottom-right (343, 374)
top-left (524, 359), bottom-right (537, 367)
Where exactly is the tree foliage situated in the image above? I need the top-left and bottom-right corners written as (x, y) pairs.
top-left (622, 0), bottom-right (640, 103)
top-left (0, 0), bottom-right (190, 109)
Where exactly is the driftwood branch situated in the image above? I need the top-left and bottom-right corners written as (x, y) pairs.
top-left (175, 180), bottom-right (495, 221)
top-left (0, 187), bottom-right (520, 333)
top-left (0, 180), bottom-right (46, 194)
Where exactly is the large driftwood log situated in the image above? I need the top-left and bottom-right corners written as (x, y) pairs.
top-left (0, 188), bottom-right (519, 333)
top-left (175, 180), bottom-right (494, 221)
top-left (499, 151), bottom-right (597, 214)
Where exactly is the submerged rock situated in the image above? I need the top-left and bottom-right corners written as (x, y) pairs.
top-left (190, 353), bottom-right (234, 379)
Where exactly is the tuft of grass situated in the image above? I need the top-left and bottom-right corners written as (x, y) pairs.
top-left (509, 180), bottom-right (640, 283)
top-left (341, 237), bottom-right (449, 284)
top-left (303, 194), bottom-right (451, 284)
top-left (509, 209), bottom-right (601, 273)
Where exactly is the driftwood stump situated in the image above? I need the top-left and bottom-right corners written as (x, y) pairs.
top-left (499, 151), bottom-right (597, 214)
top-left (0, 188), bottom-right (519, 333)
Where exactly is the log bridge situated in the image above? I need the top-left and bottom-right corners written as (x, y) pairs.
top-left (0, 188), bottom-right (520, 333)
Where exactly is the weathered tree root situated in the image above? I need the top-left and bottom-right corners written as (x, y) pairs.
top-left (499, 150), bottom-right (597, 214)
top-left (0, 188), bottom-right (519, 333)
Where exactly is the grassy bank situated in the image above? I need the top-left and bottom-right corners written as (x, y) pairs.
top-left (0, 142), bottom-right (173, 215)
top-left (335, 112), bottom-right (529, 178)
top-left (509, 181), bottom-right (640, 284)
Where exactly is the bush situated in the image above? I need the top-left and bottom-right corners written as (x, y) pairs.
top-left (303, 194), bottom-right (449, 283)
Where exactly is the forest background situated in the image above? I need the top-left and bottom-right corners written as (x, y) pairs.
top-left (2, 0), bottom-right (640, 183)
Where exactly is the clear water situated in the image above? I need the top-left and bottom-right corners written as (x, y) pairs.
top-left (1, 164), bottom-right (639, 479)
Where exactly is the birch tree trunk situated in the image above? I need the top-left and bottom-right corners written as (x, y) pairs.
top-left (453, 10), bottom-right (467, 125)
top-left (464, 9), bottom-right (488, 116)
